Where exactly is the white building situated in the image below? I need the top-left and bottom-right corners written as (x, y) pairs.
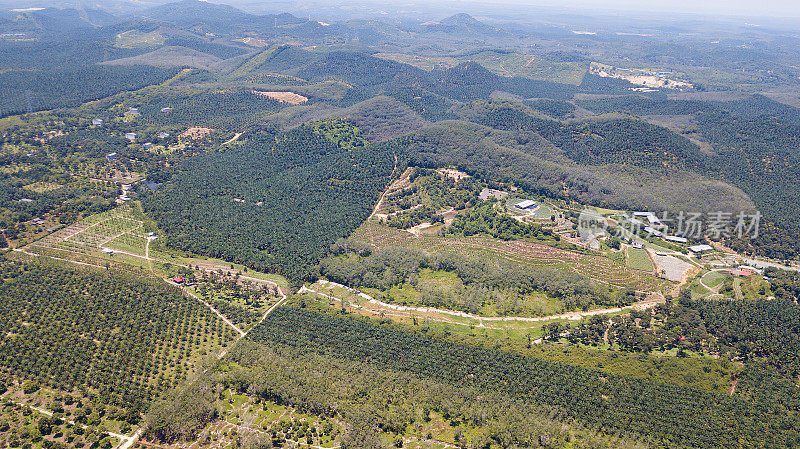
top-left (516, 200), bottom-right (538, 210)
top-left (664, 235), bottom-right (688, 244)
top-left (688, 244), bottom-right (714, 254)
top-left (92, 118), bottom-right (103, 126)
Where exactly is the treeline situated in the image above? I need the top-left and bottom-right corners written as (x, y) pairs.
top-left (477, 102), bottom-right (707, 170)
top-left (568, 293), bottom-right (800, 377)
top-left (447, 204), bottom-right (555, 241)
top-left (244, 305), bottom-right (800, 448)
top-left (321, 245), bottom-right (631, 313)
top-left (0, 65), bottom-right (179, 118)
top-left (145, 338), bottom-right (641, 448)
top-left (406, 117), bottom-right (752, 218)
top-left (143, 121), bottom-right (397, 283)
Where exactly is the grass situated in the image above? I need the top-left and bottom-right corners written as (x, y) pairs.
top-left (23, 181), bottom-right (62, 193)
top-left (701, 271), bottom-right (728, 289)
top-left (374, 51), bottom-right (587, 85)
top-left (23, 201), bottom-right (290, 291)
top-left (114, 30), bottom-right (166, 49)
top-left (626, 247), bottom-right (654, 272)
top-left (303, 284), bottom-right (586, 346)
top-left (351, 221), bottom-right (671, 292)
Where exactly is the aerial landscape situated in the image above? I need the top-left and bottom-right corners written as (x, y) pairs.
top-left (0, 0), bottom-right (800, 447)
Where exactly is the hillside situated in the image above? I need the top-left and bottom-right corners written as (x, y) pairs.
top-left (3, 3), bottom-right (800, 448)
top-left (101, 46), bottom-right (223, 70)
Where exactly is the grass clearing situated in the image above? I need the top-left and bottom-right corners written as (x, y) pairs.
top-left (626, 247), bottom-right (655, 272)
top-left (114, 29), bottom-right (166, 49)
top-left (22, 181), bottom-right (63, 193)
top-left (702, 271), bottom-right (728, 289)
top-left (351, 221), bottom-right (670, 292)
top-left (22, 201), bottom-right (290, 292)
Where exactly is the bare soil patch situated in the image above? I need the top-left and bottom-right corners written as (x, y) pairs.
top-left (252, 90), bottom-right (309, 105)
top-left (180, 127), bottom-right (214, 140)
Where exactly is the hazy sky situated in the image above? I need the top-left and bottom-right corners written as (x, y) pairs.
top-left (497, 0), bottom-right (800, 18)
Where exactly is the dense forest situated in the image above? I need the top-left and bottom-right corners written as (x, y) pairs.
top-left (233, 304), bottom-right (799, 448)
top-left (576, 95), bottom-right (800, 260)
top-left (143, 121), bottom-right (398, 283)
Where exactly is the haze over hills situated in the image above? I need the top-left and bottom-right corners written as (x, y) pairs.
top-left (1, 1), bottom-right (800, 448)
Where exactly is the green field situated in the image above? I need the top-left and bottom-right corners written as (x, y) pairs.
top-left (351, 221), bottom-right (670, 292)
top-left (24, 201), bottom-right (290, 290)
top-left (114, 30), bottom-right (166, 49)
top-left (626, 247), bottom-right (655, 272)
top-left (701, 270), bottom-right (728, 289)
top-left (374, 50), bottom-right (587, 85)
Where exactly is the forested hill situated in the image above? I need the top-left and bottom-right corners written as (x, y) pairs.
top-left (142, 120), bottom-right (399, 283)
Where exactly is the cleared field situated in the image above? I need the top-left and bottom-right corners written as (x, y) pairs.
top-left (252, 90), bottom-right (308, 105)
top-left (702, 271), bottom-right (728, 289)
top-left (23, 202), bottom-right (290, 292)
top-left (114, 29), bottom-right (165, 49)
top-left (23, 181), bottom-right (62, 193)
top-left (374, 51), bottom-right (587, 85)
top-left (350, 221), bottom-right (670, 292)
top-left (626, 247), bottom-right (655, 272)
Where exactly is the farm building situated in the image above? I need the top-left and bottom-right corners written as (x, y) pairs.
top-left (688, 244), bottom-right (714, 254)
top-left (738, 265), bottom-right (763, 275)
top-left (158, 132), bottom-right (170, 139)
top-left (664, 235), bottom-right (688, 244)
top-left (125, 133), bottom-right (136, 141)
top-left (106, 152), bottom-right (117, 161)
top-left (161, 107), bottom-right (173, 113)
top-left (173, 276), bottom-right (185, 284)
top-left (101, 248), bottom-right (114, 254)
top-left (730, 269), bottom-right (754, 277)
top-left (633, 211), bottom-right (662, 225)
top-left (479, 188), bottom-right (509, 201)
top-left (142, 142), bottom-right (153, 150)
top-left (92, 118), bottom-right (103, 126)
top-left (126, 107), bottom-right (140, 115)
top-left (631, 241), bottom-right (644, 249)
top-left (644, 226), bottom-right (663, 237)
top-left (516, 200), bottom-right (539, 211)
top-left (19, 198), bottom-right (33, 203)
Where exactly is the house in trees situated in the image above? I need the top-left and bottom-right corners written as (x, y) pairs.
top-left (92, 118), bottom-right (103, 126)
top-left (125, 133), bottom-right (136, 142)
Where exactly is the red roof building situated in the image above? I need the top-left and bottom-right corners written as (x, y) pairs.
top-left (173, 276), bottom-right (185, 284)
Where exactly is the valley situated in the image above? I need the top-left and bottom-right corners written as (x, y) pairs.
top-left (1, 1), bottom-right (800, 448)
